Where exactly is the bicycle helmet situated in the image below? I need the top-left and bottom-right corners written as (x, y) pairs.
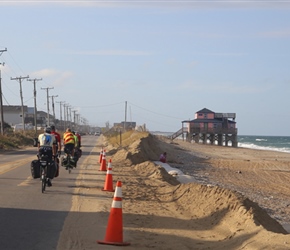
top-left (45, 126), bottom-right (52, 134)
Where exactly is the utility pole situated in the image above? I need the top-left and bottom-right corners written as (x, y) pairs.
top-left (63, 103), bottom-right (67, 129)
top-left (11, 75), bottom-right (29, 130)
top-left (50, 95), bottom-right (58, 125)
top-left (124, 100), bottom-right (127, 131)
top-left (41, 87), bottom-right (54, 126)
top-left (72, 110), bottom-right (77, 130)
top-left (75, 113), bottom-right (80, 131)
top-left (56, 101), bottom-right (64, 130)
top-left (67, 106), bottom-right (71, 128)
top-left (0, 65), bottom-right (4, 135)
top-left (0, 48), bottom-right (7, 135)
top-left (27, 78), bottom-right (42, 136)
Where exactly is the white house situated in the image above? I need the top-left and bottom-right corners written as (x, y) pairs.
top-left (3, 105), bottom-right (52, 129)
top-left (3, 105), bottom-right (27, 126)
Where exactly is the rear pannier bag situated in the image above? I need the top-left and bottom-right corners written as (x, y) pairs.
top-left (46, 162), bottom-right (57, 179)
top-left (31, 160), bottom-right (40, 179)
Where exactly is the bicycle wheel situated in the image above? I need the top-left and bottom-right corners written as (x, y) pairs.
top-left (41, 167), bottom-right (46, 193)
top-left (67, 156), bottom-right (72, 174)
top-left (42, 178), bottom-right (46, 193)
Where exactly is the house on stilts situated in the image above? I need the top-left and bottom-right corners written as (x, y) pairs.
top-left (170, 108), bottom-right (238, 147)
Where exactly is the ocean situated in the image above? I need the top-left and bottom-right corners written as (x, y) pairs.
top-left (238, 135), bottom-right (290, 153)
top-left (150, 132), bottom-right (290, 154)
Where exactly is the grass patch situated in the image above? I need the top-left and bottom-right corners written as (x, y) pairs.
top-left (105, 130), bottom-right (149, 147)
top-left (0, 131), bottom-right (37, 150)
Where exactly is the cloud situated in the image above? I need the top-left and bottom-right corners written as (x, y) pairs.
top-left (258, 29), bottom-right (290, 38)
top-left (30, 68), bottom-right (73, 86)
top-left (72, 50), bottom-right (152, 56)
top-left (189, 61), bottom-right (198, 68)
top-left (31, 68), bottom-right (59, 78)
top-left (177, 80), bottom-right (270, 94)
top-left (53, 71), bottom-right (74, 86)
top-left (166, 58), bottom-right (177, 65)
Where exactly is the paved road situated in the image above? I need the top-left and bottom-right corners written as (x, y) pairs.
top-left (0, 135), bottom-right (99, 250)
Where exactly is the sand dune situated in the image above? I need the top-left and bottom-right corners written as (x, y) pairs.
top-left (58, 132), bottom-right (290, 249)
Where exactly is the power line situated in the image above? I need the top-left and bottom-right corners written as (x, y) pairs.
top-left (7, 51), bottom-right (27, 77)
top-left (78, 102), bottom-right (124, 108)
top-left (2, 93), bottom-right (10, 106)
top-left (128, 101), bottom-right (183, 120)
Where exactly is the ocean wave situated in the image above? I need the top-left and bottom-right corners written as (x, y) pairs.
top-left (256, 138), bottom-right (268, 142)
top-left (238, 142), bottom-right (290, 153)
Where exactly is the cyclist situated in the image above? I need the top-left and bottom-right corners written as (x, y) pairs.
top-left (37, 126), bottom-right (57, 187)
top-left (75, 131), bottom-right (82, 156)
top-left (63, 128), bottom-right (76, 163)
top-left (72, 131), bottom-right (80, 167)
top-left (72, 131), bottom-right (79, 148)
top-left (75, 131), bottom-right (81, 148)
top-left (51, 125), bottom-right (62, 156)
top-left (51, 125), bottom-right (61, 177)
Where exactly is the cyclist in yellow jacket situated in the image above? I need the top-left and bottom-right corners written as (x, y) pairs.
top-left (63, 128), bottom-right (75, 157)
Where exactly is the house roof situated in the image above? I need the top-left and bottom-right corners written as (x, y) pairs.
top-left (3, 105), bottom-right (28, 112)
top-left (196, 108), bottom-right (215, 114)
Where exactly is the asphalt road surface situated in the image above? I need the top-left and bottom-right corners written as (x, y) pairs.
top-left (0, 135), bottom-right (99, 250)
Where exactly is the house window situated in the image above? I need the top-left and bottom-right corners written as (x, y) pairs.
top-left (204, 114), bottom-right (207, 118)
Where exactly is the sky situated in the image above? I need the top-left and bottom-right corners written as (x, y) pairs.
top-left (0, 0), bottom-right (290, 136)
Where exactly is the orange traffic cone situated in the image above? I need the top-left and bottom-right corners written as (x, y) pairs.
top-left (99, 148), bottom-right (103, 164)
top-left (99, 150), bottom-right (107, 171)
top-left (102, 159), bottom-right (114, 192)
top-left (97, 181), bottom-right (130, 246)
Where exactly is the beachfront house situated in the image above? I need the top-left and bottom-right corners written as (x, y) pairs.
top-left (171, 108), bottom-right (238, 147)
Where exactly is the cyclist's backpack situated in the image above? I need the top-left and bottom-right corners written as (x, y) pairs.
top-left (31, 160), bottom-right (40, 179)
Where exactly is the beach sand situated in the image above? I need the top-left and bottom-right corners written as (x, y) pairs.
top-left (58, 132), bottom-right (290, 250)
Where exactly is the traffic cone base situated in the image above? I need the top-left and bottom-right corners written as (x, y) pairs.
top-left (97, 240), bottom-right (130, 246)
top-left (97, 181), bottom-right (130, 246)
top-left (101, 188), bottom-right (115, 192)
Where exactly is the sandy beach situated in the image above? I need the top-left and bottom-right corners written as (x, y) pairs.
top-left (58, 132), bottom-right (290, 249)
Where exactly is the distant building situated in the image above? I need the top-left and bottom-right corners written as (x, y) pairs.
top-left (171, 108), bottom-right (238, 147)
top-left (113, 121), bottom-right (137, 130)
top-left (3, 105), bottom-right (52, 129)
top-left (3, 105), bottom-right (28, 126)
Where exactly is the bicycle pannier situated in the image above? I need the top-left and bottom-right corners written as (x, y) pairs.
top-left (46, 162), bottom-right (57, 179)
top-left (31, 160), bottom-right (40, 179)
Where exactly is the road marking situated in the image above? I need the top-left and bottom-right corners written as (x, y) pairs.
top-left (18, 176), bottom-right (33, 186)
top-left (0, 157), bottom-right (35, 175)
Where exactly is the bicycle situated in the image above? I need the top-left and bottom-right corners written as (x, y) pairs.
top-left (61, 149), bottom-right (75, 173)
top-left (38, 151), bottom-right (57, 193)
top-left (39, 154), bottom-right (49, 193)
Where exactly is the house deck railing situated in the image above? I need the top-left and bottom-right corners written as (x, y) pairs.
top-left (189, 127), bottom-right (237, 134)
